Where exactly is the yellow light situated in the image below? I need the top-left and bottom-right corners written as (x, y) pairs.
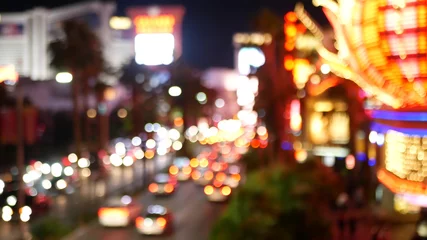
top-left (204, 185), bottom-right (214, 195)
top-left (221, 186), bottom-right (231, 196)
top-left (190, 158), bottom-right (199, 168)
top-left (200, 158), bottom-right (209, 168)
top-left (169, 165), bottom-right (179, 175)
top-left (109, 16), bottom-right (132, 30)
top-left (133, 15), bottom-right (176, 34)
top-left (145, 150), bottom-right (155, 159)
top-left (117, 108), bottom-right (128, 119)
top-left (156, 217), bottom-right (167, 227)
top-left (87, 109), bottom-right (97, 119)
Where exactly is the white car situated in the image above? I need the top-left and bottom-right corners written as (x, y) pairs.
top-left (136, 205), bottom-right (173, 235)
top-left (191, 168), bottom-right (214, 186)
top-left (204, 182), bottom-right (232, 202)
top-left (148, 174), bottom-right (177, 196)
top-left (98, 196), bottom-right (141, 227)
top-left (169, 157), bottom-right (192, 181)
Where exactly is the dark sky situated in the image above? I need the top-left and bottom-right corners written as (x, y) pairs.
top-left (2, 0), bottom-right (327, 69)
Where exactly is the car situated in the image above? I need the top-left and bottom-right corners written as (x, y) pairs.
top-left (98, 195), bottom-right (141, 227)
top-left (136, 205), bottom-right (173, 235)
top-left (224, 165), bottom-right (242, 188)
top-left (191, 168), bottom-right (214, 186)
top-left (0, 190), bottom-right (51, 222)
top-left (148, 174), bottom-right (177, 196)
top-left (169, 157), bottom-right (192, 181)
top-left (203, 181), bottom-right (232, 202)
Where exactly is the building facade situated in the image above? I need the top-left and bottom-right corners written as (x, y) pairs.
top-left (0, 1), bottom-right (133, 82)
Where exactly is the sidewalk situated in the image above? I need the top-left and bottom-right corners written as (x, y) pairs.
top-left (332, 205), bottom-right (419, 240)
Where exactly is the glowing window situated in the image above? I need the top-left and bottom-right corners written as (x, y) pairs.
top-left (135, 33), bottom-right (174, 66)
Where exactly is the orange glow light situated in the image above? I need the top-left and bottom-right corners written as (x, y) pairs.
top-left (190, 158), bottom-right (199, 168)
top-left (215, 172), bottom-right (226, 182)
top-left (285, 12), bottom-right (298, 23)
top-left (149, 183), bottom-right (158, 193)
top-left (204, 171), bottom-right (214, 181)
top-left (377, 169), bottom-right (427, 195)
top-left (169, 165), bottom-right (179, 175)
top-left (145, 150), bottom-right (155, 159)
top-left (285, 42), bottom-right (295, 51)
top-left (284, 56), bottom-right (295, 70)
top-left (164, 184), bottom-right (174, 193)
top-left (251, 139), bottom-right (261, 148)
top-left (221, 186), bottom-right (231, 196)
top-left (204, 185), bottom-right (214, 195)
top-left (192, 171), bottom-right (201, 180)
top-left (285, 24), bottom-right (297, 37)
top-left (134, 15), bottom-right (176, 34)
top-left (135, 217), bottom-right (144, 228)
top-left (156, 217), bottom-right (167, 228)
top-left (232, 174), bottom-right (241, 182)
top-left (182, 166), bottom-right (192, 175)
top-left (174, 117), bottom-right (184, 127)
top-left (98, 208), bottom-right (129, 218)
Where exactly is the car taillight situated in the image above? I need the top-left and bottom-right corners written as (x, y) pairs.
top-left (156, 217), bottom-right (166, 228)
top-left (164, 184), bottom-right (174, 193)
top-left (192, 171), bottom-right (201, 180)
top-left (216, 172), bottom-right (226, 182)
top-left (204, 185), bottom-right (214, 195)
top-left (149, 183), bottom-right (158, 193)
top-left (183, 166), bottom-right (192, 175)
top-left (169, 166), bottom-right (179, 175)
top-left (221, 186), bottom-right (231, 196)
top-left (204, 171), bottom-right (213, 180)
top-left (136, 217), bottom-right (144, 227)
top-left (232, 174), bottom-right (241, 181)
top-left (98, 208), bottom-right (129, 218)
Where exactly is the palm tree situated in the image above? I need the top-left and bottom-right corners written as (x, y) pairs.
top-left (252, 9), bottom-right (297, 160)
top-left (48, 20), bottom-right (105, 156)
top-left (211, 160), bottom-right (341, 240)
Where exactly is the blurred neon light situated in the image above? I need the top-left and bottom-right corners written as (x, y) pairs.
top-left (135, 33), bottom-right (174, 65)
top-left (0, 65), bottom-right (18, 84)
top-left (371, 122), bottom-right (427, 135)
top-left (371, 110), bottom-right (427, 122)
top-left (378, 168), bottom-right (427, 195)
top-left (237, 47), bottom-right (265, 75)
top-left (109, 16), bottom-right (132, 30)
top-left (290, 100), bottom-right (302, 132)
top-left (133, 15), bottom-right (175, 33)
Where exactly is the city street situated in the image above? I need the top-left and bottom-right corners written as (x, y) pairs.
top-left (0, 155), bottom-right (172, 240)
top-left (66, 181), bottom-right (227, 240)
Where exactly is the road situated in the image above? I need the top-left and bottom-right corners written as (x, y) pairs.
top-left (67, 181), bottom-right (227, 240)
top-left (0, 155), bottom-right (172, 240)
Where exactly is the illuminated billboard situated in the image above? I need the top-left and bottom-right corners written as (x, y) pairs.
top-left (127, 6), bottom-right (185, 66)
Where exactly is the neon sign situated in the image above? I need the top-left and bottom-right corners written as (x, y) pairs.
top-left (133, 15), bottom-right (176, 34)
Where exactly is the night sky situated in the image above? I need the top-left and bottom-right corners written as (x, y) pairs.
top-left (2, 0), bottom-right (327, 69)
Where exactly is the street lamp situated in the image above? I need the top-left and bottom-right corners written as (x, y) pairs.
top-left (168, 86), bottom-right (182, 97)
top-left (55, 72), bottom-right (73, 83)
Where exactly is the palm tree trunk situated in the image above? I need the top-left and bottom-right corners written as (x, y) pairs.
top-left (82, 79), bottom-right (91, 147)
top-left (132, 83), bottom-right (140, 135)
top-left (72, 73), bottom-right (82, 156)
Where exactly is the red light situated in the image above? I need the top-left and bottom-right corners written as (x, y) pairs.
top-left (136, 217), bottom-right (144, 228)
top-left (149, 183), bottom-right (158, 193)
top-left (285, 12), bottom-right (298, 23)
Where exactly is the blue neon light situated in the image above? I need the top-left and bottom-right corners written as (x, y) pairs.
top-left (368, 159), bottom-right (376, 167)
top-left (371, 122), bottom-right (427, 136)
top-left (371, 110), bottom-right (427, 122)
top-left (356, 152), bottom-right (367, 161)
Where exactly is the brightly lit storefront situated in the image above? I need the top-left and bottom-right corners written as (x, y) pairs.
top-left (296, 0), bottom-right (427, 218)
top-left (127, 6), bottom-right (185, 66)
